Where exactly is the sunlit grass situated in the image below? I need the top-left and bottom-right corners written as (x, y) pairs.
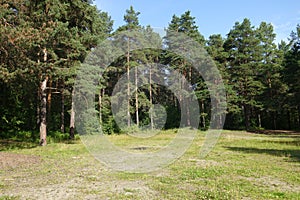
top-left (0, 130), bottom-right (299, 199)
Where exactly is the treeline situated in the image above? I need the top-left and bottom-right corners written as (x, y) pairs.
top-left (1, 2), bottom-right (300, 144)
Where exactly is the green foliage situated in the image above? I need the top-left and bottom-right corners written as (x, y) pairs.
top-left (47, 131), bottom-right (78, 143)
top-left (0, 0), bottom-right (113, 140)
top-left (1, 2), bottom-right (300, 140)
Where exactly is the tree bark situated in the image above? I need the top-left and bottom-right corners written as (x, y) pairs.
top-left (258, 113), bottom-right (262, 129)
top-left (36, 87), bottom-right (41, 129)
top-left (201, 100), bottom-right (206, 129)
top-left (60, 81), bottom-right (65, 133)
top-left (39, 48), bottom-right (48, 146)
top-left (69, 89), bottom-right (75, 139)
top-left (36, 51), bottom-right (41, 130)
top-left (186, 66), bottom-right (192, 127)
top-left (149, 64), bottom-right (154, 130)
top-left (127, 38), bottom-right (131, 127)
top-left (135, 66), bottom-right (139, 126)
top-left (39, 76), bottom-right (48, 146)
top-left (47, 78), bottom-right (52, 130)
top-left (98, 88), bottom-right (104, 125)
top-left (244, 104), bottom-right (250, 131)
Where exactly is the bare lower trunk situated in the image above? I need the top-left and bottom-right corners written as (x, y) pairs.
top-left (47, 78), bottom-right (52, 130)
top-left (149, 64), bottom-right (154, 130)
top-left (186, 98), bottom-right (191, 127)
top-left (127, 39), bottom-right (131, 127)
top-left (135, 66), bottom-right (139, 126)
top-left (39, 48), bottom-right (48, 146)
top-left (60, 82), bottom-right (65, 133)
top-left (201, 100), bottom-right (206, 129)
top-left (186, 67), bottom-right (192, 127)
top-left (39, 76), bottom-right (48, 146)
top-left (69, 89), bottom-right (75, 139)
top-left (258, 113), bottom-right (262, 129)
top-left (244, 104), bottom-right (250, 131)
top-left (37, 87), bottom-right (41, 129)
top-left (99, 89), bottom-right (102, 125)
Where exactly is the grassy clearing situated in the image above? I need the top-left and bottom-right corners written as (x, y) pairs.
top-left (0, 130), bottom-right (299, 199)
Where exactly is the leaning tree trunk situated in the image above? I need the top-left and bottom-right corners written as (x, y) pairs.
top-left (69, 89), bottom-right (75, 139)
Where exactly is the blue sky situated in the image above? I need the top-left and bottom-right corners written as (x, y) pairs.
top-left (94, 0), bottom-right (300, 43)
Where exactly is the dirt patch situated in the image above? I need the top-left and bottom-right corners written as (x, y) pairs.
top-left (189, 159), bottom-right (221, 168)
top-left (0, 152), bottom-right (157, 199)
top-left (243, 176), bottom-right (300, 192)
top-left (0, 152), bottom-right (41, 169)
top-left (2, 177), bottom-right (157, 200)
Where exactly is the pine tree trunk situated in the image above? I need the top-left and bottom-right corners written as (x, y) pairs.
top-left (179, 70), bottom-right (183, 124)
top-left (149, 64), bottom-right (154, 130)
top-left (98, 89), bottom-right (103, 125)
top-left (186, 66), bottom-right (192, 126)
top-left (186, 98), bottom-right (191, 126)
top-left (47, 78), bottom-right (52, 130)
top-left (258, 113), bottom-right (262, 128)
top-left (36, 52), bottom-right (41, 130)
top-left (60, 81), bottom-right (65, 133)
top-left (39, 48), bottom-right (48, 146)
top-left (69, 89), bottom-right (75, 139)
top-left (135, 66), bottom-right (139, 126)
top-left (39, 76), bottom-right (48, 146)
top-left (201, 100), bottom-right (206, 129)
top-left (127, 39), bottom-right (131, 127)
top-left (37, 87), bottom-right (41, 129)
top-left (244, 104), bottom-right (250, 131)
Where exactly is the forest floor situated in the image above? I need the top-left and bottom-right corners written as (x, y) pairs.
top-left (0, 130), bottom-right (300, 199)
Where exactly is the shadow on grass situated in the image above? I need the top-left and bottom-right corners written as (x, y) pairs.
top-left (225, 146), bottom-right (300, 162)
top-left (252, 130), bottom-right (300, 135)
top-left (260, 139), bottom-right (300, 146)
top-left (0, 139), bottom-right (38, 151)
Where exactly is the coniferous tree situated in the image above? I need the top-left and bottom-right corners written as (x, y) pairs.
top-left (256, 22), bottom-right (286, 129)
top-left (206, 34), bottom-right (239, 128)
top-left (0, 0), bottom-right (112, 143)
top-left (115, 6), bottom-right (142, 128)
top-left (224, 18), bottom-right (265, 130)
top-left (165, 11), bottom-right (206, 128)
top-left (283, 25), bottom-right (300, 129)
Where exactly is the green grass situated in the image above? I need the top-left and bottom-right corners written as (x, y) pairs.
top-left (0, 130), bottom-right (299, 199)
